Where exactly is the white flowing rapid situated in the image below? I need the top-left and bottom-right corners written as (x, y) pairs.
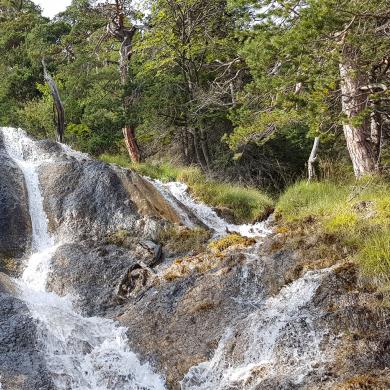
top-left (151, 181), bottom-right (271, 238)
top-left (181, 269), bottom-right (333, 390)
top-left (2, 128), bottom-right (166, 390)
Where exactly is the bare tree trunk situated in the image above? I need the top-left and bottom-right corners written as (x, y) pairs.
top-left (123, 126), bottom-right (141, 163)
top-left (192, 128), bottom-right (207, 170)
top-left (42, 59), bottom-right (65, 143)
top-left (339, 46), bottom-right (380, 177)
top-left (308, 137), bottom-right (320, 182)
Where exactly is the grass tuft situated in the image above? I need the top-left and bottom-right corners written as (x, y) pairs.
top-left (209, 234), bottom-right (256, 254)
top-left (276, 179), bottom-right (390, 295)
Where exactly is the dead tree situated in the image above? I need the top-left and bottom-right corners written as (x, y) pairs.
top-left (104, 0), bottom-right (141, 163)
top-left (308, 137), bottom-right (320, 181)
top-left (42, 59), bottom-right (65, 143)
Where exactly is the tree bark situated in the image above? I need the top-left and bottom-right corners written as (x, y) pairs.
top-left (42, 59), bottom-right (65, 143)
top-left (308, 137), bottom-right (320, 182)
top-left (123, 126), bottom-right (141, 163)
top-left (192, 128), bottom-right (207, 170)
top-left (339, 46), bottom-right (380, 177)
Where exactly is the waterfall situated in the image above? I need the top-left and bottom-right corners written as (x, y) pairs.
top-left (2, 128), bottom-right (166, 390)
top-left (151, 181), bottom-right (271, 238)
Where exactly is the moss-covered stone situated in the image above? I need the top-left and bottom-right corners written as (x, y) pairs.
top-left (208, 234), bottom-right (256, 254)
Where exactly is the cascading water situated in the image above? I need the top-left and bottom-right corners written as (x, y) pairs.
top-left (2, 128), bottom-right (166, 390)
top-left (181, 269), bottom-right (334, 390)
top-left (151, 181), bottom-right (271, 238)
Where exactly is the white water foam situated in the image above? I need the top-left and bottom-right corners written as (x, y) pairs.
top-left (152, 181), bottom-right (271, 238)
top-left (181, 269), bottom-right (331, 389)
top-left (2, 128), bottom-right (166, 390)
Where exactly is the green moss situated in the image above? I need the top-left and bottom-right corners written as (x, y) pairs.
top-left (158, 226), bottom-right (212, 255)
top-left (106, 229), bottom-right (131, 246)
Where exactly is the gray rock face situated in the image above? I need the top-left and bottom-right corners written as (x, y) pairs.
top-left (0, 274), bottom-right (53, 390)
top-left (0, 133), bottom-right (31, 273)
top-left (47, 241), bottom-right (139, 316)
top-left (37, 141), bottom-right (182, 242)
top-left (46, 235), bottom-right (168, 317)
top-left (116, 245), bottom-right (390, 390)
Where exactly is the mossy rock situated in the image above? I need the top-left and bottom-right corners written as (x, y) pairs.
top-left (208, 234), bottom-right (256, 254)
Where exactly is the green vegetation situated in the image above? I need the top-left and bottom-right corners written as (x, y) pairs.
top-left (2, 0), bottom-right (389, 190)
top-left (276, 180), bottom-right (390, 291)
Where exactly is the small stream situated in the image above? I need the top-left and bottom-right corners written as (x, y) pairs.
top-left (150, 180), bottom-right (271, 238)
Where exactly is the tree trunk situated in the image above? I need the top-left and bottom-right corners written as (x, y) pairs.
top-left (308, 137), bottom-right (320, 182)
top-left (123, 126), bottom-right (141, 163)
top-left (42, 59), bottom-right (65, 143)
top-left (339, 46), bottom-right (380, 177)
top-left (192, 128), bottom-right (207, 170)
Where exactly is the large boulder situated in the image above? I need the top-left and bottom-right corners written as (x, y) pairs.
top-left (0, 133), bottom-right (31, 273)
top-left (0, 273), bottom-right (53, 390)
top-left (36, 140), bottom-right (182, 242)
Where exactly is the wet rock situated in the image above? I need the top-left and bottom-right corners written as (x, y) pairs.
top-left (0, 274), bottom-right (54, 390)
top-left (46, 237), bottom-right (165, 316)
top-left (118, 247), bottom-right (268, 388)
top-left (0, 133), bottom-right (31, 273)
top-left (38, 146), bottom-right (181, 241)
top-left (114, 240), bottom-right (390, 390)
top-left (47, 241), bottom-right (140, 316)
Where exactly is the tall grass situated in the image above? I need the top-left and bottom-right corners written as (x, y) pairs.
top-left (276, 179), bottom-right (390, 292)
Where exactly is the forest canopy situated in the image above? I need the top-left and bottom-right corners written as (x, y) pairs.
top-left (0, 0), bottom-right (389, 190)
